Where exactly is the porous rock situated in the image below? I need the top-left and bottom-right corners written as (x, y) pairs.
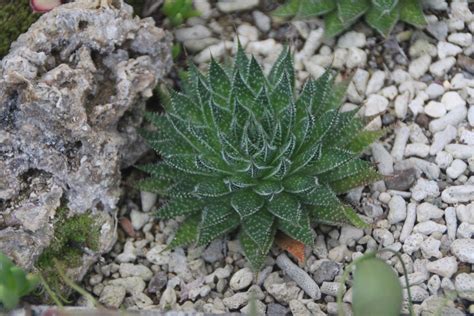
top-left (0, 0), bottom-right (171, 283)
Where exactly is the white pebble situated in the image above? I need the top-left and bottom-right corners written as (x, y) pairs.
top-left (441, 91), bottom-right (466, 110)
top-left (391, 123), bottom-right (410, 161)
top-left (409, 54), bottom-right (432, 79)
top-left (416, 203), bottom-right (444, 222)
top-left (371, 143), bottom-right (393, 175)
top-left (394, 92), bottom-right (410, 119)
top-left (424, 101), bottom-right (446, 118)
top-left (141, 191), bottom-right (157, 212)
top-left (429, 105), bottom-right (467, 133)
top-left (410, 179), bottom-right (440, 201)
top-left (403, 233), bottom-right (424, 255)
top-left (435, 151), bottom-right (453, 169)
top-left (430, 125), bottom-right (457, 155)
top-left (365, 71), bottom-right (386, 96)
top-left (252, 11), bottom-right (271, 32)
top-left (445, 144), bottom-right (474, 159)
top-left (429, 57), bottom-right (456, 77)
top-left (388, 195), bottom-right (407, 224)
top-left (230, 268), bottom-right (254, 291)
top-left (420, 237), bottom-right (442, 259)
top-left (405, 143), bottom-right (430, 158)
top-left (345, 47), bottom-right (367, 68)
top-left (409, 124), bottom-right (429, 144)
top-left (426, 256), bottom-right (458, 278)
top-left (437, 41), bottom-right (462, 59)
top-left (426, 83), bottom-right (445, 99)
top-left (337, 31), bottom-right (366, 48)
top-left (456, 204), bottom-right (474, 224)
top-left (217, 0), bottom-right (259, 12)
top-left (468, 106), bottom-right (474, 126)
top-left (442, 185), bottom-right (474, 203)
top-left (400, 203), bottom-right (417, 242)
top-left (455, 273), bottom-right (474, 301)
top-left (451, 239), bottom-right (474, 263)
top-left (446, 159), bottom-right (467, 179)
top-left (413, 221), bottom-right (447, 235)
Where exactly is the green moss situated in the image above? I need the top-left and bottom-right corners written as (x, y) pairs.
top-left (0, 0), bottom-right (39, 58)
top-left (36, 207), bottom-right (100, 301)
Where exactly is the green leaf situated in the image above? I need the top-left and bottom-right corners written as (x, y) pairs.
top-left (283, 174), bottom-right (317, 193)
top-left (343, 129), bottom-right (385, 153)
top-left (231, 190), bottom-right (265, 219)
top-left (197, 205), bottom-right (240, 246)
top-left (209, 58), bottom-right (231, 100)
top-left (170, 90), bottom-right (203, 124)
top-left (240, 229), bottom-right (274, 271)
top-left (365, 0), bottom-right (400, 37)
top-left (270, 72), bottom-right (294, 114)
top-left (246, 56), bottom-right (268, 93)
top-left (234, 41), bottom-right (250, 77)
top-left (310, 203), bottom-right (368, 228)
top-left (253, 180), bottom-right (284, 196)
top-left (326, 167), bottom-right (382, 194)
top-left (168, 214), bottom-right (200, 248)
top-left (278, 211), bottom-right (315, 245)
top-left (336, 0), bottom-right (370, 24)
top-left (309, 147), bottom-right (355, 175)
top-left (157, 198), bottom-right (204, 219)
top-left (399, 0), bottom-right (426, 27)
top-left (242, 210), bottom-right (275, 250)
top-left (268, 193), bottom-right (302, 222)
top-left (272, 0), bottom-right (300, 17)
top-left (298, 0), bottom-right (336, 18)
top-left (324, 10), bottom-right (349, 38)
top-left (268, 48), bottom-right (294, 88)
top-left (194, 178), bottom-right (231, 197)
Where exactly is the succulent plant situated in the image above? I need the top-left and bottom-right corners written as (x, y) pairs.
top-left (0, 252), bottom-right (40, 310)
top-left (273, 0), bottom-right (427, 38)
top-left (162, 0), bottom-right (200, 26)
top-left (139, 46), bottom-right (382, 269)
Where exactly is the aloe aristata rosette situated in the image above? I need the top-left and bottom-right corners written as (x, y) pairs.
top-left (139, 46), bottom-right (383, 269)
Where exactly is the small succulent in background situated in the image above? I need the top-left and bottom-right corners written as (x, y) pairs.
top-left (0, 252), bottom-right (40, 310)
top-left (162, 0), bottom-right (200, 26)
top-left (273, 0), bottom-right (427, 38)
top-left (139, 46), bottom-right (382, 269)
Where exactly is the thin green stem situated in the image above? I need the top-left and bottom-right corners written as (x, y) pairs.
top-left (38, 273), bottom-right (64, 308)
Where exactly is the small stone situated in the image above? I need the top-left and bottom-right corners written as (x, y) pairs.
top-left (429, 57), bottom-right (456, 77)
top-left (435, 151), bottom-right (453, 169)
top-left (455, 273), bottom-right (474, 301)
top-left (385, 168), bottom-right (417, 191)
top-left (119, 263), bottom-right (153, 281)
top-left (391, 123), bottom-right (410, 161)
top-left (456, 204), bottom-right (474, 224)
top-left (409, 54), bottom-right (432, 79)
top-left (441, 91), bottom-right (466, 110)
top-left (428, 274), bottom-right (441, 294)
top-left (313, 261), bottom-right (340, 284)
top-left (237, 24), bottom-right (258, 42)
top-left (446, 159), bottom-right (467, 179)
top-left (99, 285), bottom-right (126, 308)
top-left (365, 70), bottom-right (386, 95)
top-left (394, 91), bottom-right (410, 119)
top-left (416, 203), bottom-right (444, 222)
top-left (132, 292), bottom-right (153, 308)
top-left (404, 285), bottom-right (429, 302)
top-left (129, 209), bottom-right (150, 231)
top-left (276, 254), bottom-right (320, 299)
top-left (267, 303), bottom-right (289, 316)
top-left (442, 185), bottom-right (474, 203)
top-left (426, 83), bottom-right (445, 99)
top-left (175, 25), bottom-right (212, 42)
top-left (373, 228), bottom-right (395, 246)
top-left (365, 94), bottom-right (389, 116)
top-left (148, 272), bottom-right (167, 294)
top-left (159, 287), bottom-right (177, 310)
top-left (371, 143), bottom-right (393, 175)
top-left (426, 256), bottom-right (458, 278)
top-left (400, 203), bottom-right (417, 243)
top-left (145, 245), bottom-right (170, 265)
top-left (202, 239), bottom-right (224, 263)
top-left (388, 195), bottom-right (407, 224)
top-left (451, 239), bottom-right (474, 263)
top-left (445, 207), bottom-right (457, 241)
top-left (430, 125), bottom-right (457, 156)
top-left (437, 41), bottom-right (462, 59)
top-left (252, 11), bottom-right (271, 32)
top-left (289, 300), bottom-right (311, 316)
top-left (116, 240), bottom-right (137, 263)
top-left (420, 237), bottom-right (442, 259)
top-left (109, 277), bottom-right (146, 294)
top-left (405, 143), bottom-right (430, 158)
top-left (424, 101), bottom-right (446, 118)
top-left (216, 0), bottom-right (259, 12)
top-left (346, 47), bottom-right (367, 68)
top-left (320, 282), bottom-right (345, 297)
top-left (429, 106), bottom-right (467, 133)
top-left (410, 178), bottom-right (440, 202)
top-left (413, 221), bottom-right (447, 235)
top-left (337, 31), bottom-right (366, 48)
top-left (140, 191), bottom-right (157, 212)
top-left (230, 268), bottom-right (254, 291)
top-left (339, 226), bottom-right (364, 245)
top-left (427, 20), bottom-right (448, 40)
top-left (403, 233), bottom-right (424, 255)
top-left (445, 144), bottom-right (474, 159)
